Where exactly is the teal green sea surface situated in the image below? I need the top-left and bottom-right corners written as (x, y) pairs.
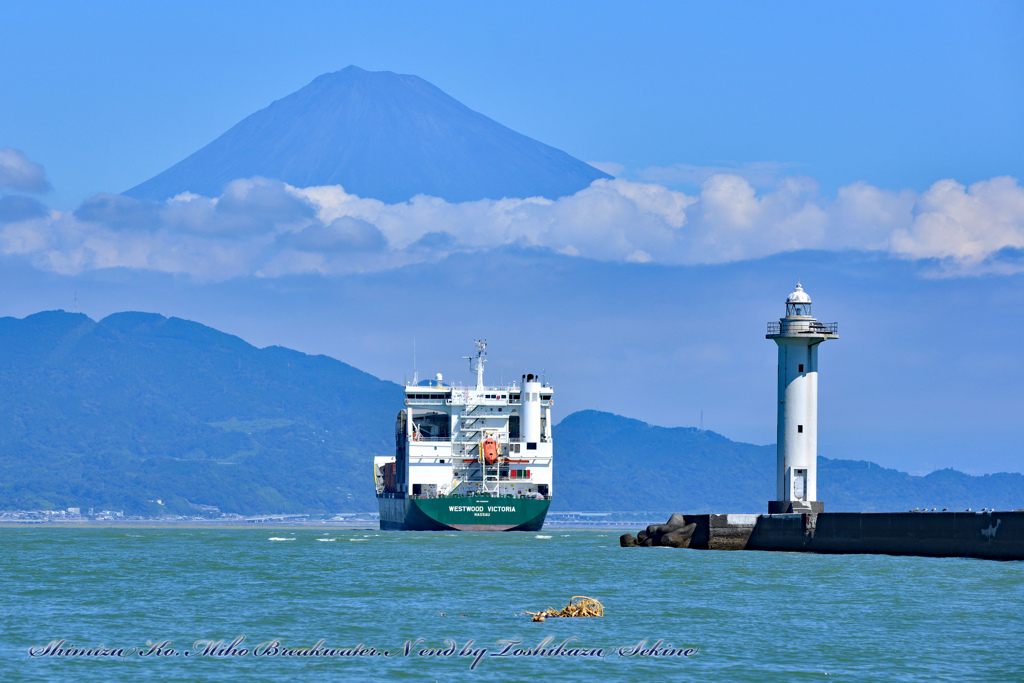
top-left (2, 527), bottom-right (1022, 681)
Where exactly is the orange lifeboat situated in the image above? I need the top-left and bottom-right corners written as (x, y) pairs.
top-left (482, 438), bottom-right (499, 464)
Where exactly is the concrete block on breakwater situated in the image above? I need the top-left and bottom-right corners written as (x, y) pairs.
top-left (621, 511), bottom-right (1024, 561)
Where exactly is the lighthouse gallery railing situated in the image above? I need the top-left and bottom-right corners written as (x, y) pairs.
top-left (766, 321), bottom-right (838, 336)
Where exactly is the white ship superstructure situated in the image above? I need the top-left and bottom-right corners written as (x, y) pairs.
top-left (375, 340), bottom-right (553, 531)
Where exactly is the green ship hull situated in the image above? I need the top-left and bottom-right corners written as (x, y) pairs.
top-left (378, 494), bottom-right (549, 531)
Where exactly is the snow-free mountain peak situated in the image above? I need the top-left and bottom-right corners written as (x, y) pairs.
top-left (125, 66), bottom-right (610, 204)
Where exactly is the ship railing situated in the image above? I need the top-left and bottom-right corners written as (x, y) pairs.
top-left (445, 388), bottom-right (552, 406)
top-left (408, 436), bottom-right (451, 443)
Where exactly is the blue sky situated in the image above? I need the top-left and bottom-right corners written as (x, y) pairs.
top-left (2, 1), bottom-right (1021, 208)
top-left (1, 1), bottom-right (1023, 475)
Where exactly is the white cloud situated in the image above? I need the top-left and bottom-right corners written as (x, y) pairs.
top-left (890, 177), bottom-right (1024, 265)
top-left (295, 178), bottom-right (696, 264)
top-left (681, 174), bottom-right (828, 263)
top-left (825, 181), bottom-right (916, 251)
top-left (0, 147), bottom-right (51, 193)
top-left (1, 171), bottom-right (1022, 280)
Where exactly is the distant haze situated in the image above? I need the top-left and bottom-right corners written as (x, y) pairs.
top-left (124, 66), bottom-right (609, 204)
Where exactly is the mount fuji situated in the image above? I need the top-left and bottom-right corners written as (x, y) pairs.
top-left (124, 66), bottom-right (609, 204)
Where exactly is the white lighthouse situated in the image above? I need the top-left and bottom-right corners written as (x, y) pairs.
top-left (766, 283), bottom-right (838, 514)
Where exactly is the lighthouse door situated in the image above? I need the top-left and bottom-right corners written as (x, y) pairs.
top-left (793, 469), bottom-right (807, 500)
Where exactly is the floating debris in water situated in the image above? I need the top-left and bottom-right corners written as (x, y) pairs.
top-left (526, 596), bottom-right (605, 622)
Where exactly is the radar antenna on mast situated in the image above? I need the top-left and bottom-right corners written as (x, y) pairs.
top-left (464, 339), bottom-right (487, 389)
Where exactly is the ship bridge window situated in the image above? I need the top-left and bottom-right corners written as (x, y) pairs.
top-left (413, 413), bottom-right (450, 439)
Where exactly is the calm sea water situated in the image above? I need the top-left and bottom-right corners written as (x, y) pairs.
top-left (2, 527), bottom-right (1022, 682)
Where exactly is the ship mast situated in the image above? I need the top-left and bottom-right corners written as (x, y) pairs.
top-left (464, 339), bottom-right (487, 389)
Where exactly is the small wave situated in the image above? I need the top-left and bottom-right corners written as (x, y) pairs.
top-left (316, 538), bottom-right (336, 542)
top-left (535, 535), bottom-right (553, 539)
top-left (268, 537), bottom-right (296, 542)
top-left (349, 538), bottom-right (369, 542)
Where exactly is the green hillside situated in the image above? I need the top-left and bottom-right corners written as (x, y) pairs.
top-left (553, 411), bottom-right (1024, 513)
top-left (0, 310), bottom-right (401, 515)
top-left (551, 410), bottom-right (775, 512)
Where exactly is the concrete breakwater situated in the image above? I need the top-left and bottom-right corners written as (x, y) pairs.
top-left (621, 511), bottom-right (1024, 561)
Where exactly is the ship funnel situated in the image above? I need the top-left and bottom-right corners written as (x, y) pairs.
top-left (521, 377), bottom-right (542, 446)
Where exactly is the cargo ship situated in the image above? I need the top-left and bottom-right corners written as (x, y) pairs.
top-left (375, 340), bottom-right (553, 531)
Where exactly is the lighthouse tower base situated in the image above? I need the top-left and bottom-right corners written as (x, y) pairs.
top-left (769, 500), bottom-right (825, 514)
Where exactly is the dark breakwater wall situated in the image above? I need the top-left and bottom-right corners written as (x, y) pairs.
top-left (679, 511), bottom-right (1024, 561)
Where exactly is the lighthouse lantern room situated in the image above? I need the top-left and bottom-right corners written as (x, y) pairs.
top-left (766, 283), bottom-right (838, 514)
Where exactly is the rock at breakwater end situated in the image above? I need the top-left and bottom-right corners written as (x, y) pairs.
top-left (661, 524), bottom-right (697, 548)
top-left (621, 514), bottom-right (696, 548)
top-left (666, 513), bottom-right (687, 527)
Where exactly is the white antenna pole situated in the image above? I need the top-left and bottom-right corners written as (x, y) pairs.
top-left (412, 336), bottom-right (418, 386)
top-left (476, 339), bottom-right (486, 389)
top-left (464, 339), bottom-right (487, 389)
